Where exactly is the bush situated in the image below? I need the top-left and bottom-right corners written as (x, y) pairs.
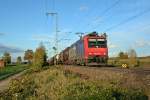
top-left (0, 67), bottom-right (148, 100)
top-left (63, 81), bottom-right (148, 100)
top-left (0, 75), bottom-right (38, 100)
top-left (32, 43), bottom-right (47, 71)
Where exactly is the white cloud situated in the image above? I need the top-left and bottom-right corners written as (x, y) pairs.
top-left (129, 23), bottom-right (150, 34)
top-left (31, 31), bottom-right (72, 43)
top-left (31, 34), bottom-right (54, 42)
top-left (109, 51), bottom-right (118, 57)
top-left (108, 42), bottom-right (118, 49)
top-left (79, 5), bottom-right (88, 11)
top-left (135, 39), bottom-right (150, 47)
top-left (109, 44), bottom-right (118, 48)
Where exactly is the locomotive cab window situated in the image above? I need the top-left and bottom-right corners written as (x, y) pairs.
top-left (88, 38), bottom-right (107, 48)
top-left (88, 39), bottom-right (97, 48)
top-left (97, 39), bottom-right (107, 48)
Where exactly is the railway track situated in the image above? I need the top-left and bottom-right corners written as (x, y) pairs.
top-left (63, 65), bottom-right (150, 96)
top-left (64, 65), bottom-right (150, 75)
top-left (131, 68), bottom-right (150, 75)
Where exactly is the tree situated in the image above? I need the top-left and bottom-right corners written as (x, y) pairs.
top-left (118, 52), bottom-right (128, 59)
top-left (24, 49), bottom-right (33, 64)
top-left (118, 52), bottom-right (124, 59)
top-left (33, 43), bottom-right (47, 70)
top-left (3, 52), bottom-right (11, 64)
top-left (17, 56), bottom-right (22, 65)
top-left (128, 49), bottom-right (137, 58)
top-left (128, 49), bottom-right (138, 67)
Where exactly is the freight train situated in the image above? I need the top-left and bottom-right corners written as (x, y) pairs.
top-left (49, 32), bottom-right (108, 66)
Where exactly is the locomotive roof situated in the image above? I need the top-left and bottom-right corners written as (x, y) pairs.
top-left (69, 32), bottom-right (107, 47)
top-left (84, 32), bottom-right (107, 38)
top-left (58, 32), bottom-right (107, 54)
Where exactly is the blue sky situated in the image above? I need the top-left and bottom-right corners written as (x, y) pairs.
top-left (0, 0), bottom-right (150, 60)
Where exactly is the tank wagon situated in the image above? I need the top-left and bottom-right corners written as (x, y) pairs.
top-left (50, 32), bottom-right (108, 66)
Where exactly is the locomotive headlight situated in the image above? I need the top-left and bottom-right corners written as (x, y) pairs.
top-left (104, 52), bottom-right (106, 55)
top-left (89, 53), bottom-right (92, 55)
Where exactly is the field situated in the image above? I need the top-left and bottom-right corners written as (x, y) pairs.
top-left (0, 65), bottom-right (149, 100)
top-left (63, 65), bottom-right (150, 95)
top-left (0, 64), bottom-right (28, 80)
top-left (138, 57), bottom-right (150, 66)
top-left (108, 57), bottom-right (150, 67)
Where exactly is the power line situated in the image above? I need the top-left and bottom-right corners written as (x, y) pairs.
top-left (44, 0), bottom-right (55, 12)
top-left (52, 0), bottom-right (55, 11)
top-left (104, 8), bottom-right (150, 32)
top-left (75, 0), bottom-right (121, 33)
top-left (87, 0), bottom-right (121, 31)
top-left (44, 0), bottom-right (48, 12)
top-left (98, 0), bottom-right (121, 17)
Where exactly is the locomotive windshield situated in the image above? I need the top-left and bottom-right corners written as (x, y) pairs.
top-left (88, 38), bottom-right (107, 48)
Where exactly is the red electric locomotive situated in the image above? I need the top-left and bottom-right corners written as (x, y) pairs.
top-left (83, 32), bottom-right (108, 65)
top-left (56, 32), bottom-right (108, 66)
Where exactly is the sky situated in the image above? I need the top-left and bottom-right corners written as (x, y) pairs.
top-left (0, 0), bottom-right (150, 61)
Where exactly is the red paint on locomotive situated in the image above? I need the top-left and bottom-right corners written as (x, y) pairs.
top-left (83, 32), bottom-right (108, 65)
top-left (50, 32), bottom-right (108, 66)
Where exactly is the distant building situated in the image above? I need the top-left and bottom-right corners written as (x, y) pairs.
top-left (0, 59), bottom-right (5, 68)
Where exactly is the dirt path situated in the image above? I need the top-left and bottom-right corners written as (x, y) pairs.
top-left (0, 70), bottom-right (26, 92)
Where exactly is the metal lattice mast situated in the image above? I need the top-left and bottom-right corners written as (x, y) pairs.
top-left (46, 12), bottom-right (59, 65)
top-left (46, 12), bottom-right (58, 55)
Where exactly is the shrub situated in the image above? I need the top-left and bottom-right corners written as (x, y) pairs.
top-left (32, 43), bottom-right (47, 71)
top-left (0, 67), bottom-right (148, 100)
top-left (0, 75), bottom-right (38, 100)
top-left (63, 81), bottom-right (148, 100)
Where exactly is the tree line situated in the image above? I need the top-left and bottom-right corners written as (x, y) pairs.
top-left (118, 49), bottom-right (137, 59)
top-left (1, 52), bottom-right (22, 65)
top-left (24, 43), bottom-right (47, 70)
top-left (1, 43), bottom-right (47, 70)
top-left (1, 43), bottom-right (138, 69)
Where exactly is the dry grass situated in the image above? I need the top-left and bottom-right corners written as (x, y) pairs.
top-left (108, 57), bottom-right (150, 67)
top-left (0, 66), bottom-right (148, 100)
top-left (63, 66), bottom-right (150, 96)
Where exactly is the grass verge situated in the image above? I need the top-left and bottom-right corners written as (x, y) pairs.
top-left (0, 66), bottom-right (148, 100)
top-left (0, 64), bottom-right (28, 80)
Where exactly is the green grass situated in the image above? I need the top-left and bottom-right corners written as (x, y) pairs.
top-left (0, 64), bottom-right (28, 80)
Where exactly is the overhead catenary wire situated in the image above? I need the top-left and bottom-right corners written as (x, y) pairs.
top-left (52, 0), bottom-right (55, 11)
top-left (104, 8), bottom-right (150, 32)
top-left (44, 0), bottom-right (48, 12)
top-left (74, 0), bottom-right (121, 33)
top-left (86, 0), bottom-right (122, 31)
top-left (98, 0), bottom-right (121, 16)
top-left (45, 0), bottom-right (55, 11)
